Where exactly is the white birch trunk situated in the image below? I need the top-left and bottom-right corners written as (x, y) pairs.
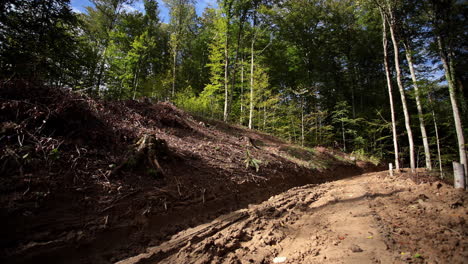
top-left (223, 34), bottom-right (229, 122)
top-left (386, 6), bottom-right (415, 172)
top-left (240, 57), bottom-right (244, 125)
top-left (248, 36), bottom-right (255, 129)
top-left (437, 36), bottom-right (467, 177)
top-left (404, 43), bottom-right (432, 170)
top-left (431, 105), bottom-right (443, 178)
top-left (380, 9), bottom-right (400, 171)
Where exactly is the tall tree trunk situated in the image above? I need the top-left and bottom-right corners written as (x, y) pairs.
top-left (437, 36), bottom-right (467, 176)
top-left (301, 99), bottom-right (305, 147)
top-left (132, 56), bottom-right (142, 100)
top-left (380, 9), bottom-right (400, 171)
top-left (248, 36), bottom-right (255, 129)
top-left (386, 7), bottom-right (415, 172)
top-left (95, 46), bottom-right (108, 96)
top-left (341, 120), bottom-right (346, 152)
top-left (240, 57), bottom-right (244, 125)
top-left (404, 42), bottom-right (432, 170)
top-left (231, 9), bottom-right (248, 124)
top-left (223, 34), bottom-right (229, 122)
top-left (315, 113), bottom-right (319, 145)
top-left (171, 49), bottom-right (177, 99)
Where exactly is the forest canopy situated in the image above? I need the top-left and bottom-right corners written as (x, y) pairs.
top-left (0, 0), bottom-right (467, 172)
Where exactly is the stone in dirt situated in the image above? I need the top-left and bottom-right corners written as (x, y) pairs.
top-left (350, 244), bottom-right (363, 253)
top-left (273, 256), bottom-right (287, 263)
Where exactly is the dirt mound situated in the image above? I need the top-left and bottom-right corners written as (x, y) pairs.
top-left (0, 82), bottom-right (377, 264)
top-left (0, 82), bottom-right (115, 146)
top-left (124, 101), bottom-right (193, 130)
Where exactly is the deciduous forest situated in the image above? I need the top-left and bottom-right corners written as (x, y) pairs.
top-left (0, 0), bottom-right (467, 263)
top-left (1, 0), bottom-right (466, 171)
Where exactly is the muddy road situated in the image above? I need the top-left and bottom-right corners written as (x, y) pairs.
top-left (117, 171), bottom-right (467, 264)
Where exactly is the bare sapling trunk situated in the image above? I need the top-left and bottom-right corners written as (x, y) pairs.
top-left (380, 9), bottom-right (400, 171)
top-left (431, 104), bottom-right (443, 178)
top-left (404, 42), bottom-right (432, 170)
top-left (437, 36), bottom-right (467, 177)
top-left (386, 8), bottom-right (415, 172)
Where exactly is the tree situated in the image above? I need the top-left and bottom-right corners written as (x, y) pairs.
top-left (430, 0), bottom-right (467, 177)
top-left (0, 0), bottom-right (79, 84)
top-left (204, 8), bottom-right (226, 118)
top-left (380, 0), bottom-right (416, 172)
top-left (379, 7), bottom-right (400, 171)
top-left (397, 0), bottom-right (432, 170)
top-left (163, 0), bottom-right (196, 99)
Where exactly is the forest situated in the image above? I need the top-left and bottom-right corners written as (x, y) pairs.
top-left (1, 0), bottom-right (467, 173)
top-left (1, 0), bottom-right (468, 263)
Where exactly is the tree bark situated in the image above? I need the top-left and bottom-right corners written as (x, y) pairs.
top-left (171, 49), bottom-right (177, 99)
top-left (437, 36), bottom-right (467, 176)
top-left (341, 120), bottom-right (346, 152)
top-left (240, 57), bottom-right (244, 125)
top-left (223, 33), bottom-right (229, 122)
top-left (404, 42), bottom-right (432, 170)
top-left (386, 6), bottom-right (415, 172)
top-left (380, 9), bottom-right (400, 171)
top-left (248, 34), bottom-right (255, 129)
top-left (430, 96), bottom-right (443, 178)
top-left (301, 100), bottom-right (305, 147)
top-left (453, 161), bottom-right (465, 189)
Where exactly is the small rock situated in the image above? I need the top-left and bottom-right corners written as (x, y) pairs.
top-left (273, 256), bottom-right (287, 263)
top-left (350, 244), bottom-right (363, 253)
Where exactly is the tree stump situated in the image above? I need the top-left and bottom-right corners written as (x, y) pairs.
top-left (111, 134), bottom-right (169, 178)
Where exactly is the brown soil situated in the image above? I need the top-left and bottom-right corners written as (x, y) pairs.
top-left (0, 83), bottom-right (377, 264)
top-left (117, 171), bottom-right (468, 264)
top-left (3, 83), bottom-right (465, 264)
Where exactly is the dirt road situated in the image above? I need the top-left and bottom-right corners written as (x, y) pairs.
top-left (117, 171), bottom-right (467, 264)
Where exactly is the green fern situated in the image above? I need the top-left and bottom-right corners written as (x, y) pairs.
top-left (244, 150), bottom-right (262, 172)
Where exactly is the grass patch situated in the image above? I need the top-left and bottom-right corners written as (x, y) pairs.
top-left (351, 149), bottom-right (381, 165)
top-left (279, 145), bottom-right (315, 161)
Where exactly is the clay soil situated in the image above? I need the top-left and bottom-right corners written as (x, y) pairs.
top-left (118, 170), bottom-right (468, 264)
top-left (1, 83), bottom-right (466, 264)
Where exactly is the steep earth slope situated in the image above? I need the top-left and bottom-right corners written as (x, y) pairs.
top-left (0, 83), bottom-right (376, 263)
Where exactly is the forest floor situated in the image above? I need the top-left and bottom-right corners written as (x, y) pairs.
top-left (1, 83), bottom-right (467, 263)
top-left (117, 170), bottom-right (468, 264)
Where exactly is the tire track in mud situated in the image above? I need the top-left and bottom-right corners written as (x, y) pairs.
top-left (117, 184), bottom-right (328, 264)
